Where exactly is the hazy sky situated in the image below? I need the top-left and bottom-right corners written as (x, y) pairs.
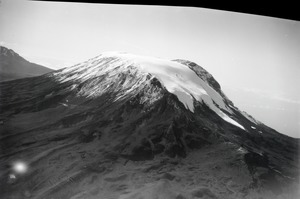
top-left (0, 0), bottom-right (299, 137)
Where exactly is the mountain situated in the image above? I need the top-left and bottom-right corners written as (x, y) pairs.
top-left (0, 52), bottom-right (299, 199)
top-left (0, 46), bottom-right (53, 82)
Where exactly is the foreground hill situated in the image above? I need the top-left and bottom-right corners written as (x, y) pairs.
top-left (0, 52), bottom-right (299, 199)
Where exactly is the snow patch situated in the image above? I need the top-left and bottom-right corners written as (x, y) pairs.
top-left (221, 114), bottom-right (245, 130)
top-left (201, 97), bottom-right (245, 130)
top-left (59, 103), bottom-right (68, 107)
top-left (251, 126), bottom-right (256, 129)
top-left (237, 147), bottom-right (247, 154)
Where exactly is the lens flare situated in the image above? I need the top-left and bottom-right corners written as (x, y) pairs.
top-left (12, 161), bottom-right (28, 174)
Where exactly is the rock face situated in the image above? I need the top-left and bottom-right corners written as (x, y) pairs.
top-left (0, 46), bottom-right (53, 82)
top-left (0, 52), bottom-right (299, 199)
top-left (173, 59), bottom-right (221, 93)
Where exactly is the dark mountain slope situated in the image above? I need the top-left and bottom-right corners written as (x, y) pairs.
top-left (0, 46), bottom-right (53, 82)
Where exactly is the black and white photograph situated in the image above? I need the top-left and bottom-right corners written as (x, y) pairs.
top-left (0, 0), bottom-right (299, 198)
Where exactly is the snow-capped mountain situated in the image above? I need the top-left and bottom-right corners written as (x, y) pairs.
top-left (0, 52), bottom-right (299, 199)
top-left (53, 52), bottom-right (246, 129)
top-left (0, 46), bottom-right (53, 82)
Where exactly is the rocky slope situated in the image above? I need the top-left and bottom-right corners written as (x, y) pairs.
top-left (0, 52), bottom-right (299, 199)
top-left (0, 46), bottom-right (53, 82)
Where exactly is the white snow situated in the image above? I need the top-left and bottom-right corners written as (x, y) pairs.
top-left (100, 52), bottom-right (231, 111)
top-left (45, 92), bottom-right (53, 99)
top-left (99, 52), bottom-right (244, 130)
top-left (53, 51), bottom-right (245, 130)
top-left (237, 147), bottom-right (247, 154)
top-left (59, 103), bottom-right (68, 107)
top-left (220, 113), bottom-right (245, 130)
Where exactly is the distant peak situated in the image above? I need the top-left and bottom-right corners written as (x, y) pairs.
top-left (0, 46), bottom-right (18, 57)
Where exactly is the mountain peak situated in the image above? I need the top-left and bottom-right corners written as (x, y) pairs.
top-left (0, 46), bottom-right (18, 57)
top-left (0, 46), bottom-right (53, 82)
top-left (53, 52), bottom-right (245, 130)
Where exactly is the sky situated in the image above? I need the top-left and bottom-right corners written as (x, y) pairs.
top-left (0, 0), bottom-right (299, 137)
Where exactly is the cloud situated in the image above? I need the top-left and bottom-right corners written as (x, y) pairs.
top-left (243, 104), bottom-right (288, 111)
top-left (225, 86), bottom-right (300, 105)
top-left (272, 96), bottom-right (300, 105)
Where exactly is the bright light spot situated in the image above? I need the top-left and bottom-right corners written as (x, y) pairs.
top-left (12, 161), bottom-right (28, 174)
